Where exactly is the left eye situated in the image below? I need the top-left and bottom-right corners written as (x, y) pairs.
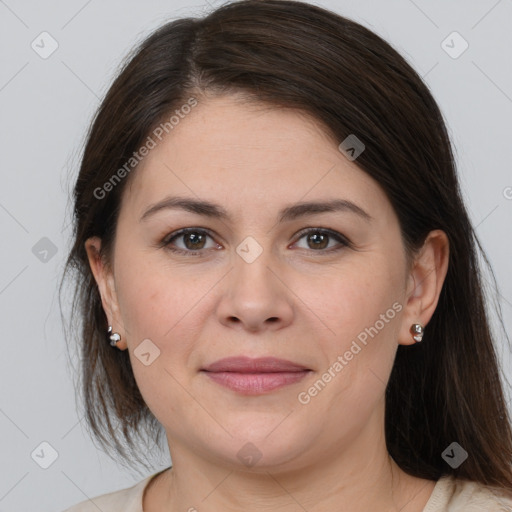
top-left (293, 228), bottom-right (350, 252)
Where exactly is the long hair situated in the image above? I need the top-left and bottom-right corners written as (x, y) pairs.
top-left (61, 0), bottom-right (512, 491)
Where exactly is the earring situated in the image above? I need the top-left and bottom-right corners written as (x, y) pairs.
top-left (107, 325), bottom-right (121, 347)
top-left (410, 323), bottom-right (424, 343)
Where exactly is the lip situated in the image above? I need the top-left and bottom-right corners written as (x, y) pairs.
top-left (202, 356), bottom-right (309, 373)
top-left (201, 356), bottom-right (311, 395)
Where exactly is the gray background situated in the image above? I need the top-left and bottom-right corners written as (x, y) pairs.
top-left (0, 0), bottom-right (511, 510)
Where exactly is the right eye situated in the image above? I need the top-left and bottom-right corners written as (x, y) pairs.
top-left (162, 228), bottom-right (222, 255)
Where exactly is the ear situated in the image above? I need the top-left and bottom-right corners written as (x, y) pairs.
top-left (84, 236), bottom-right (127, 350)
top-left (398, 229), bottom-right (449, 346)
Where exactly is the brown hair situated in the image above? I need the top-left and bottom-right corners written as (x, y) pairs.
top-left (61, 0), bottom-right (512, 492)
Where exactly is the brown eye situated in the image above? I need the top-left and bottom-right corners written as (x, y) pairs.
top-left (163, 228), bottom-right (219, 254)
top-left (182, 232), bottom-right (206, 250)
top-left (306, 232), bottom-right (329, 250)
top-left (293, 228), bottom-right (351, 253)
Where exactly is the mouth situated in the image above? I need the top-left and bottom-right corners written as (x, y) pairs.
top-left (200, 356), bottom-right (312, 395)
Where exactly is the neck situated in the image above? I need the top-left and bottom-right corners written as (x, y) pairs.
top-left (153, 416), bottom-right (433, 512)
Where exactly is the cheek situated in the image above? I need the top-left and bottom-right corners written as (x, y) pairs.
top-left (296, 262), bottom-right (404, 433)
top-left (113, 250), bottom-right (213, 377)
top-left (306, 259), bottom-right (404, 409)
top-left (114, 248), bottom-right (192, 338)
top-left (113, 257), bottom-right (199, 421)
top-left (299, 255), bottom-right (404, 352)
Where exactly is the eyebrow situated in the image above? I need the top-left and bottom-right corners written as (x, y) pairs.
top-left (140, 196), bottom-right (372, 223)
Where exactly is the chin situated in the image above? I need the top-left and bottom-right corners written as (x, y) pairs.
top-left (206, 420), bottom-right (313, 472)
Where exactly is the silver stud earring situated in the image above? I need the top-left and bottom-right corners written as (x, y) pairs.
top-left (107, 325), bottom-right (121, 347)
top-left (410, 323), bottom-right (424, 343)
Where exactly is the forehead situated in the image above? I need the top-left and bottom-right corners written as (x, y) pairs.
top-left (120, 95), bottom-right (389, 221)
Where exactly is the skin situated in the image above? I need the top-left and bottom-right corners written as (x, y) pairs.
top-left (86, 94), bottom-right (449, 512)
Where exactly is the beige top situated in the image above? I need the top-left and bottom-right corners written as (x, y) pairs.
top-left (62, 472), bottom-right (512, 512)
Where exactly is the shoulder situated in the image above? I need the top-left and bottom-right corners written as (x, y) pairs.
top-left (425, 475), bottom-right (512, 512)
top-left (60, 473), bottom-right (157, 512)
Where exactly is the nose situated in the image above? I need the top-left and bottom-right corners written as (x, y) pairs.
top-left (215, 245), bottom-right (294, 333)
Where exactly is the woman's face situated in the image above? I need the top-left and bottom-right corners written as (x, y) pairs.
top-left (90, 94), bottom-right (419, 471)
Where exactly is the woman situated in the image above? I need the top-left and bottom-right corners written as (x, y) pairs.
top-left (60, 0), bottom-right (512, 510)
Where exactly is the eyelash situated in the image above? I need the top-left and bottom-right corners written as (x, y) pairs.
top-left (161, 227), bottom-right (352, 256)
